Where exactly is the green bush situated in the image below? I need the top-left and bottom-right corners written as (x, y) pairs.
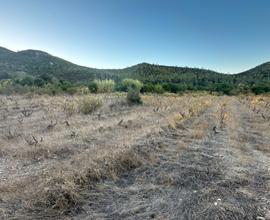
top-left (215, 83), bottom-right (234, 95)
top-left (33, 78), bottom-right (45, 87)
top-left (162, 83), bottom-right (173, 93)
top-left (19, 76), bottom-right (34, 86)
top-left (78, 86), bottom-right (90, 95)
top-left (142, 83), bottom-right (155, 93)
top-left (122, 79), bottom-right (143, 91)
top-left (88, 81), bottom-right (98, 93)
top-left (142, 83), bottom-right (164, 94)
top-left (42, 84), bottom-right (62, 96)
top-left (79, 96), bottom-right (103, 114)
top-left (96, 79), bottom-right (115, 93)
top-left (0, 84), bottom-right (18, 95)
top-left (66, 86), bottom-right (78, 95)
top-left (89, 79), bottom-right (115, 93)
top-left (56, 80), bottom-right (78, 94)
top-left (252, 83), bottom-right (270, 95)
top-left (39, 73), bottom-right (54, 84)
top-left (0, 80), bottom-right (12, 94)
top-left (154, 84), bottom-right (164, 94)
top-left (127, 88), bottom-right (142, 105)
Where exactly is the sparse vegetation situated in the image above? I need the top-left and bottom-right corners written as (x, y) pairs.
top-left (1, 93), bottom-right (269, 219)
top-left (79, 96), bottom-right (102, 114)
top-left (88, 79), bottom-right (115, 93)
top-left (1, 78), bottom-right (270, 219)
top-left (124, 79), bottom-right (143, 105)
top-left (122, 78), bottom-right (143, 91)
top-left (0, 93), bottom-right (215, 218)
top-left (127, 87), bottom-right (142, 105)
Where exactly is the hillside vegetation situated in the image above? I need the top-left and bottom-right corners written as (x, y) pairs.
top-left (0, 47), bottom-right (270, 94)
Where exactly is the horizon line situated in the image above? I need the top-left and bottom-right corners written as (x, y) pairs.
top-left (1, 45), bottom-right (268, 75)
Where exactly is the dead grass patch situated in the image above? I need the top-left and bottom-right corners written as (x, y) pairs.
top-left (190, 122), bottom-right (209, 139)
top-left (29, 146), bottom-right (143, 213)
top-left (0, 93), bottom-right (216, 218)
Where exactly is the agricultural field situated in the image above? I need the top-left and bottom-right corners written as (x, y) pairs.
top-left (0, 93), bottom-right (270, 219)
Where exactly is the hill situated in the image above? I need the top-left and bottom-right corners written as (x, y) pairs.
top-left (0, 47), bottom-right (225, 85)
top-left (0, 46), bottom-right (269, 93)
top-left (0, 47), bottom-right (107, 82)
top-left (236, 62), bottom-right (270, 83)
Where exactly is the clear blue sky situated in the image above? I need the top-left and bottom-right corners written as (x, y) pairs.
top-left (0, 0), bottom-right (270, 73)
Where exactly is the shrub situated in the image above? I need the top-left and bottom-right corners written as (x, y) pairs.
top-left (142, 83), bottom-right (155, 93)
top-left (43, 84), bottom-right (62, 96)
top-left (142, 83), bottom-right (165, 94)
top-left (0, 80), bottom-right (13, 94)
top-left (252, 83), bottom-right (270, 95)
top-left (154, 84), bottom-right (165, 94)
top-left (127, 87), bottom-right (142, 105)
top-left (88, 81), bottom-right (98, 93)
top-left (19, 76), bottom-right (34, 86)
top-left (40, 73), bottom-right (54, 84)
top-left (58, 80), bottom-right (75, 92)
top-left (89, 79), bottom-right (115, 93)
top-left (79, 96), bottom-right (102, 114)
top-left (66, 86), bottom-right (78, 95)
top-left (15, 84), bottom-right (31, 94)
top-left (122, 79), bottom-right (143, 92)
top-left (216, 83), bottom-right (234, 95)
top-left (33, 78), bottom-right (45, 87)
top-left (63, 102), bottom-right (77, 117)
top-left (162, 83), bottom-right (176, 93)
top-left (78, 86), bottom-right (89, 95)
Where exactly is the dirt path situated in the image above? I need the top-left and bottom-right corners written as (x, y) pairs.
top-left (71, 97), bottom-right (270, 220)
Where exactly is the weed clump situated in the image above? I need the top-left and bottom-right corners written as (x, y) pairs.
top-left (123, 79), bottom-right (143, 105)
top-left (122, 79), bottom-right (143, 92)
top-left (79, 96), bottom-right (102, 114)
top-left (88, 79), bottom-right (115, 93)
top-left (32, 148), bottom-right (142, 214)
top-left (127, 87), bottom-right (142, 105)
top-left (33, 177), bottom-right (79, 211)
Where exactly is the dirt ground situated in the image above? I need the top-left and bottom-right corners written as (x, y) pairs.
top-left (0, 94), bottom-right (270, 219)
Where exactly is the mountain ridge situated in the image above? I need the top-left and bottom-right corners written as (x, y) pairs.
top-left (0, 47), bottom-right (270, 87)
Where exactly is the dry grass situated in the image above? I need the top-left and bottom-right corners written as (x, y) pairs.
top-left (29, 146), bottom-right (142, 212)
top-left (190, 125), bottom-right (208, 139)
top-left (0, 93), bottom-right (212, 218)
top-left (1, 94), bottom-right (270, 219)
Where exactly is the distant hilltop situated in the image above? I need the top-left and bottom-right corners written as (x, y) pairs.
top-left (0, 46), bottom-right (270, 94)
